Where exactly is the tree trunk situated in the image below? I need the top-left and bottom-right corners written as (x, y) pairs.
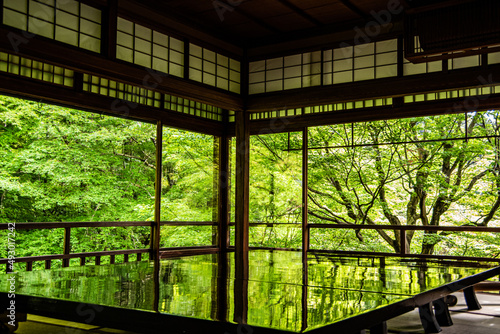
top-left (421, 241), bottom-right (435, 255)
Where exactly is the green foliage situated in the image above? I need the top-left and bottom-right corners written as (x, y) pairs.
top-left (2, 94), bottom-right (500, 261)
top-left (247, 133), bottom-right (302, 248)
top-left (308, 111), bottom-right (500, 255)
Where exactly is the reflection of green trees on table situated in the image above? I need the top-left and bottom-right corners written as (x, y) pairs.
top-left (1, 95), bottom-right (500, 258)
top-left (0, 250), bottom-right (491, 332)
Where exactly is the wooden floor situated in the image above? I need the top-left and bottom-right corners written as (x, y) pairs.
top-left (387, 292), bottom-right (500, 333)
top-left (9, 293), bottom-right (500, 334)
top-left (13, 314), bottom-right (139, 334)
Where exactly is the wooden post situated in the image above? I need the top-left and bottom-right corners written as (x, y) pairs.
top-left (234, 110), bottom-right (249, 324)
top-left (45, 260), bottom-right (51, 270)
top-left (302, 127), bottom-right (309, 257)
top-left (218, 117), bottom-right (230, 252)
top-left (235, 110), bottom-right (249, 278)
top-left (151, 121), bottom-right (163, 261)
top-left (63, 227), bottom-right (71, 267)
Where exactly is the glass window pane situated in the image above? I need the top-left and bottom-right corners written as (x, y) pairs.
top-left (117, 17), bottom-right (133, 34)
top-left (134, 24), bottom-right (151, 40)
top-left (56, 10), bottom-right (78, 30)
top-left (355, 43), bottom-right (375, 56)
top-left (249, 83), bottom-right (265, 94)
top-left (169, 63), bottom-right (183, 77)
top-left (229, 82), bottom-right (240, 93)
top-left (203, 49), bottom-right (216, 62)
top-left (376, 39), bottom-right (397, 53)
top-left (284, 54), bottom-right (301, 67)
top-left (267, 68), bottom-right (283, 81)
top-left (135, 37), bottom-right (151, 54)
top-left (376, 52), bottom-right (397, 66)
top-left (334, 46), bottom-right (353, 60)
top-left (334, 58), bottom-right (353, 72)
top-left (354, 55), bottom-right (374, 69)
top-left (376, 64), bottom-right (397, 78)
top-left (189, 68), bottom-right (202, 82)
top-left (333, 71), bottom-right (353, 84)
top-left (152, 57), bottom-right (168, 73)
top-left (5, 0), bottom-right (28, 12)
top-left (79, 35), bottom-right (100, 53)
top-left (170, 37), bottom-right (184, 52)
top-left (169, 50), bottom-right (184, 65)
top-left (80, 19), bottom-right (101, 38)
top-left (134, 51), bottom-right (151, 67)
top-left (55, 26), bottom-right (78, 46)
top-left (28, 17), bottom-right (55, 39)
top-left (249, 60), bottom-right (265, 73)
top-left (266, 80), bottom-right (283, 92)
top-left (29, 1), bottom-right (54, 22)
top-left (117, 31), bottom-right (133, 48)
top-left (56, 0), bottom-right (78, 14)
top-left (80, 3), bottom-right (101, 23)
top-left (3, 9), bottom-right (27, 30)
top-left (266, 57), bottom-right (283, 70)
top-left (117, 46), bottom-right (133, 62)
top-left (190, 43), bottom-right (202, 57)
top-left (153, 31), bottom-right (169, 47)
top-left (229, 59), bottom-right (240, 71)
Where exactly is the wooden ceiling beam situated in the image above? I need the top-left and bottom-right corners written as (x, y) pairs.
top-left (235, 7), bottom-right (283, 34)
top-left (246, 64), bottom-right (500, 112)
top-left (275, 0), bottom-right (324, 27)
top-left (247, 21), bottom-right (403, 60)
top-left (235, 94), bottom-right (500, 136)
top-left (339, 0), bottom-right (369, 20)
top-left (0, 73), bottom-right (225, 136)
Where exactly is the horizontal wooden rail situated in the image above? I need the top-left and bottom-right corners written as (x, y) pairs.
top-left (160, 221), bottom-right (217, 226)
top-left (228, 222), bottom-right (301, 227)
top-left (0, 221), bottom-right (152, 230)
top-left (159, 246), bottom-right (219, 258)
top-left (308, 224), bottom-right (500, 233)
top-left (0, 248), bottom-right (150, 265)
top-left (0, 220), bottom-right (219, 273)
top-left (1, 248), bottom-right (150, 273)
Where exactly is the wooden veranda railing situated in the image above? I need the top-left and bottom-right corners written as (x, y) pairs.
top-left (307, 223), bottom-right (500, 262)
top-left (0, 221), bottom-right (219, 273)
top-left (4, 221), bottom-right (500, 273)
top-left (227, 222), bottom-right (500, 263)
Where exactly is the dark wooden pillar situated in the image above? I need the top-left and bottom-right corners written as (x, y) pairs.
top-left (301, 127), bottom-right (309, 331)
top-left (218, 132), bottom-right (230, 252)
top-left (234, 110), bottom-right (249, 324)
top-left (151, 121), bottom-right (162, 261)
top-left (235, 110), bottom-right (249, 275)
top-left (62, 227), bottom-right (71, 267)
top-left (302, 127), bottom-right (309, 257)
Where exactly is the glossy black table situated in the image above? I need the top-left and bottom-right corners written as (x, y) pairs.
top-left (1, 250), bottom-right (499, 333)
